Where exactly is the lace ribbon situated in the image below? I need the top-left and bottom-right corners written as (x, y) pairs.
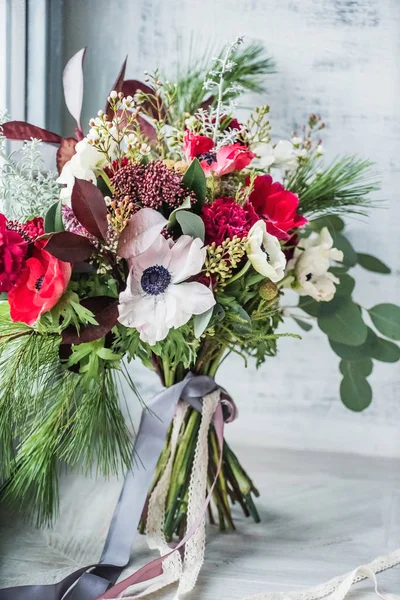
top-left (243, 549), bottom-right (400, 600)
top-left (0, 374), bottom-right (233, 600)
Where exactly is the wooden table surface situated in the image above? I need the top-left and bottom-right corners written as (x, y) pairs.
top-left (0, 446), bottom-right (399, 599)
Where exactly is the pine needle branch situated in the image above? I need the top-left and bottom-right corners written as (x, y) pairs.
top-left (287, 156), bottom-right (380, 217)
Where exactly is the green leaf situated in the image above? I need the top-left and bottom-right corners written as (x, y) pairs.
top-left (357, 253), bottom-right (391, 274)
top-left (331, 231), bottom-right (357, 267)
top-left (168, 196), bottom-right (192, 227)
top-left (231, 304), bottom-right (252, 333)
top-left (293, 317), bottom-right (312, 332)
top-left (330, 327), bottom-right (400, 362)
top-left (340, 358), bottom-right (373, 378)
top-left (340, 374), bottom-right (372, 411)
top-left (182, 158), bottom-right (207, 206)
top-left (97, 348), bottom-right (122, 361)
top-left (310, 215), bottom-right (345, 232)
top-left (44, 200), bottom-right (64, 233)
top-left (193, 307), bottom-right (214, 338)
top-left (334, 273), bottom-right (355, 297)
top-left (368, 304), bottom-right (400, 340)
top-left (298, 296), bottom-right (319, 317)
top-left (318, 299), bottom-right (367, 346)
top-left (369, 336), bottom-right (400, 363)
top-left (176, 210), bottom-right (205, 241)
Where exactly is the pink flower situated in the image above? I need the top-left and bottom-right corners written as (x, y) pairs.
top-left (248, 174), bottom-right (307, 241)
top-left (200, 143), bottom-right (255, 177)
top-left (183, 131), bottom-right (255, 177)
top-left (183, 130), bottom-right (214, 161)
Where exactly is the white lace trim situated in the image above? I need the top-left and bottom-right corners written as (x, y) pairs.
top-left (243, 549), bottom-right (400, 600)
top-left (122, 392), bottom-right (220, 600)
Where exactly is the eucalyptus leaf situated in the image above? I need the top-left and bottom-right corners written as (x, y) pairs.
top-left (340, 358), bottom-right (373, 378)
top-left (331, 231), bottom-right (357, 267)
top-left (168, 196), bottom-right (192, 226)
top-left (176, 210), bottom-right (205, 241)
top-left (368, 304), bottom-right (400, 340)
top-left (298, 296), bottom-right (319, 317)
top-left (340, 374), bottom-right (372, 411)
top-left (318, 299), bottom-right (367, 346)
top-left (357, 253), bottom-right (391, 274)
top-left (213, 304), bottom-right (226, 321)
top-left (293, 317), bottom-right (312, 332)
top-left (310, 215), bottom-right (345, 232)
top-left (369, 336), bottom-right (400, 363)
top-left (334, 273), bottom-right (355, 298)
top-left (193, 307), bottom-right (214, 339)
top-left (231, 304), bottom-right (252, 334)
top-left (182, 158), bottom-right (207, 206)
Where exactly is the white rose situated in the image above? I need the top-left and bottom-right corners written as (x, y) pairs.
top-left (246, 220), bottom-right (286, 282)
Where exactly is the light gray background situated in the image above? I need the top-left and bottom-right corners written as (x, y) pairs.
top-left (61, 0), bottom-right (400, 458)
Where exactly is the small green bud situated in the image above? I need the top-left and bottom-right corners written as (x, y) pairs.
top-left (259, 280), bottom-right (278, 301)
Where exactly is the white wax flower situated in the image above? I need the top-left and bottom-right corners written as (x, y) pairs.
top-left (57, 139), bottom-right (108, 206)
top-left (288, 227), bottom-right (344, 302)
top-left (118, 235), bottom-right (215, 345)
top-left (253, 140), bottom-right (298, 172)
top-left (246, 221), bottom-right (286, 282)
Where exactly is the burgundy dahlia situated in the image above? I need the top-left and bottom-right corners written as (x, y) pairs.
top-left (111, 161), bottom-right (193, 210)
top-left (201, 197), bottom-right (258, 246)
top-left (0, 214), bottom-right (28, 293)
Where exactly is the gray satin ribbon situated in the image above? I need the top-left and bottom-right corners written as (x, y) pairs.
top-left (0, 373), bottom-right (232, 600)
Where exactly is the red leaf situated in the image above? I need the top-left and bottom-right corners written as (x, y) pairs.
top-left (105, 56), bottom-right (128, 120)
top-left (45, 232), bottom-right (94, 264)
top-left (61, 296), bottom-right (119, 345)
top-left (71, 179), bottom-right (108, 240)
top-left (2, 121), bottom-right (62, 144)
top-left (138, 116), bottom-right (157, 142)
top-left (56, 137), bottom-right (77, 173)
top-left (123, 79), bottom-right (167, 120)
top-left (200, 96), bottom-right (215, 111)
top-left (63, 47), bottom-right (86, 134)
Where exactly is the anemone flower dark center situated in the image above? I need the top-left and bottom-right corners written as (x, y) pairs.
top-left (198, 151), bottom-right (216, 165)
top-left (141, 265), bottom-right (171, 295)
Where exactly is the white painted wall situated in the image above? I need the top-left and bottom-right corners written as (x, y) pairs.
top-left (62, 0), bottom-right (400, 457)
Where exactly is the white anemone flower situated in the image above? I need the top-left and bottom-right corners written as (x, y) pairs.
top-left (246, 221), bottom-right (286, 282)
top-left (118, 234), bottom-right (216, 345)
top-left (253, 140), bottom-right (298, 172)
top-left (288, 227), bottom-right (344, 301)
top-left (57, 139), bottom-right (108, 206)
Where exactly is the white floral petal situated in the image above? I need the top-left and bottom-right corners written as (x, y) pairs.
top-left (118, 208), bottom-right (168, 259)
top-left (170, 236), bottom-right (206, 283)
top-left (169, 282), bottom-right (215, 318)
top-left (134, 235), bottom-right (172, 273)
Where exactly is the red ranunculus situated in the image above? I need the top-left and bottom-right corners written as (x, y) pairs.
top-left (248, 174), bottom-right (308, 240)
top-left (201, 197), bottom-right (259, 246)
top-left (200, 143), bottom-right (255, 177)
top-left (183, 130), bottom-right (214, 160)
top-left (9, 239), bottom-right (72, 325)
top-left (0, 214), bottom-right (27, 293)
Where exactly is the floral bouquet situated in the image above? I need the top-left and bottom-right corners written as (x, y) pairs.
top-left (1, 37), bottom-right (399, 552)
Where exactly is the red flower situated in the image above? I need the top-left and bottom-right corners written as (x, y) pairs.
top-left (183, 130), bottom-right (214, 160)
top-left (22, 217), bottom-right (45, 241)
top-left (183, 131), bottom-right (254, 177)
top-left (201, 197), bottom-right (258, 246)
top-left (201, 143), bottom-right (255, 177)
top-left (248, 175), bottom-right (307, 240)
top-left (9, 239), bottom-right (72, 325)
top-left (0, 214), bottom-right (27, 293)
